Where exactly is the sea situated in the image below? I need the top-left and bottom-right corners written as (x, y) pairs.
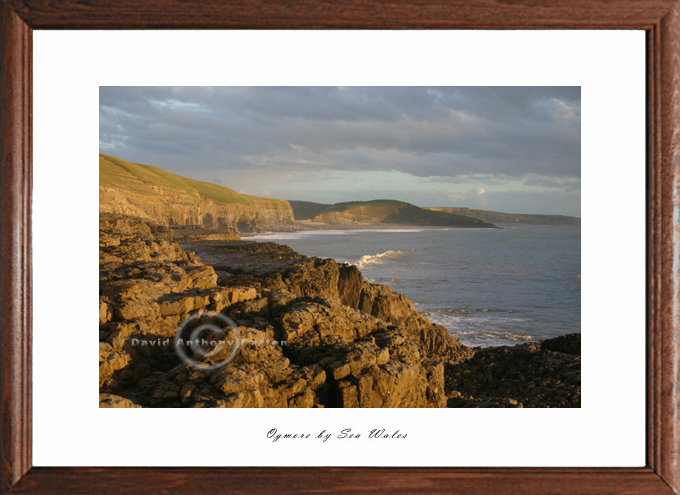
top-left (246, 224), bottom-right (581, 348)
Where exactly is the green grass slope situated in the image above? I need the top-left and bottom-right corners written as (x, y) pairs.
top-left (99, 154), bottom-right (251, 205)
top-left (287, 200), bottom-right (332, 220)
top-left (384, 204), bottom-right (496, 227)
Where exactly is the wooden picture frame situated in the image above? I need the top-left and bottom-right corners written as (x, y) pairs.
top-left (1, 1), bottom-right (678, 493)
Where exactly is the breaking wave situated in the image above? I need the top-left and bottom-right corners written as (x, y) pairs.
top-left (448, 329), bottom-right (537, 348)
top-left (356, 250), bottom-right (408, 269)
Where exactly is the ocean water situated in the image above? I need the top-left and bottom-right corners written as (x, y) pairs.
top-left (246, 225), bottom-right (581, 347)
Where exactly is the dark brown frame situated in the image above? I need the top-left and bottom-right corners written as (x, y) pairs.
top-left (1, 1), bottom-right (678, 494)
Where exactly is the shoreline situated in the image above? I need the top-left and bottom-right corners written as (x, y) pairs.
top-left (186, 229), bottom-right (583, 407)
top-left (172, 220), bottom-right (581, 240)
top-left (238, 221), bottom-right (581, 237)
top-left (236, 224), bottom-right (580, 348)
top-left (100, 214), bottom-right (581, 408)
top-left (239, 221), bottom-right (479, 235)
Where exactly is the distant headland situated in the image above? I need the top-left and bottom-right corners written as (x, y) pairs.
top-left (424, 207), bottom-right (580, 226)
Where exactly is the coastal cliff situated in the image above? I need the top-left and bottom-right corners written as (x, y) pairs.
top-left (99, 154), bottom-right (295, 232)
top-left (99, 214), bottom-right (580, 408)
top-left (425, 207), bottom-right (580, 226)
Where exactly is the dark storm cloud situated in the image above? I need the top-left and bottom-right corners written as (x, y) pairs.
top-left (99, 86), bottom-right (580, 182)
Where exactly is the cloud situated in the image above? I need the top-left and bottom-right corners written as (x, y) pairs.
top-left (99, 86), bottom-right (580, 214)
top-left (523, 174), bottom-right (581, 191)
top-left (444, 187), bottom-right (489, 208)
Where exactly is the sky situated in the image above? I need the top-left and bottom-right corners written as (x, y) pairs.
top-left (99, 86), bottom-right (581, 216)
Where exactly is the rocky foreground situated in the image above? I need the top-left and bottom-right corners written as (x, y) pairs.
top-left (99, 214), bottom-right (581, 408)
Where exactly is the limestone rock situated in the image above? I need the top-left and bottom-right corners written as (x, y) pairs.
top-left (99, 213), bottom-right (579, 409)
top-left (99, 393), bottom-right (142, 408)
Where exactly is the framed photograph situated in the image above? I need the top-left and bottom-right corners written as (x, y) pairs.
top-left (1, 1), bottom-right (678, 493)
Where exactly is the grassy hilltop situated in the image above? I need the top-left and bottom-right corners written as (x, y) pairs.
top-left (289, 200), bottom-right (497, 228)
top-left (100, 154), bottom-right (252, 205)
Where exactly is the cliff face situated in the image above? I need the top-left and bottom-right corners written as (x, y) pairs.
top-left (312, 204), bottom-right (400, 224)
top-left (99, 154), bottom-right (295, 232)
top-left (100, 186), bottom-right (294, 232)
top-left (425, 207), bottom-right (581, 226)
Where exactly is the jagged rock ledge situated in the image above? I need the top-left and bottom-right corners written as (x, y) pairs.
top-left (99, 214), bottom-right (580, 408)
